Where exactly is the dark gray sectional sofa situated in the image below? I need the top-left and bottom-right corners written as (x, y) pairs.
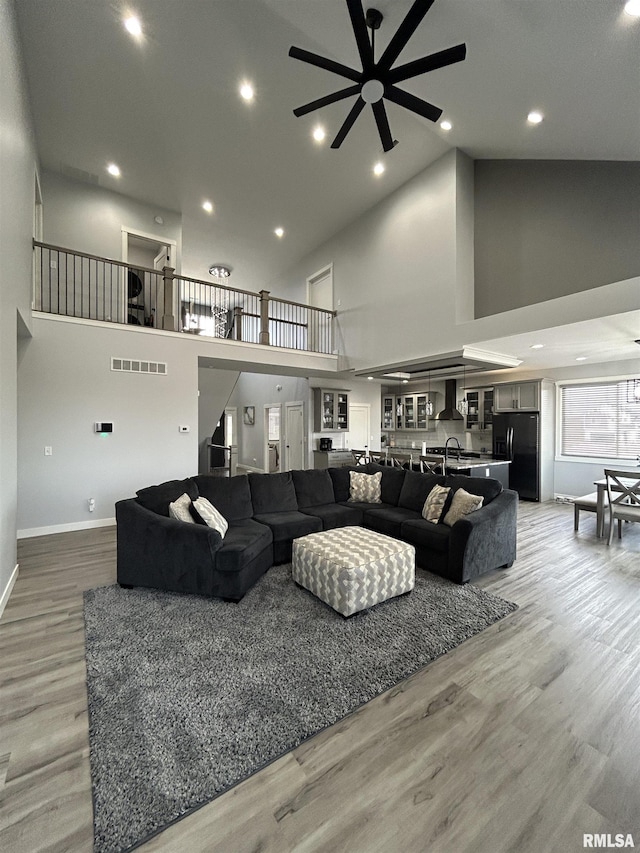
top-left (116, 463), bottom-right (517, 601)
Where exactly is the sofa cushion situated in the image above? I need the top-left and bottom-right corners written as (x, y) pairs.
top-left (398, 471), bottom-right (443, 512)
top-left (363, 506), bottom-right (421, 538)
top-left (401, 518), bottom-right (451, 554)
top-left (249, 472), bottom-right (298, 514)
top-left (168, 492), bottom-right (195, 524)
top-left (348, 471), bottom-right (382, 503)
top-left (215, 519), bottom-right (273, 574)
top-left (193, 474), bottom-right (253, 522)
top-left (328, 465), bottom-right (360, 502)
top-left (137, 478), bottom-right (198, 517)
top-left (443, 488), bottom-right (484, 527)
top-left (301, 503), bottom-right (363, 529)
top-left (253, 510), bottom-right (322, 542)
top-left (366, 463), bottom-right (407, 505)
top-left (191, 496), bottom-right (229, 538)
top-left (444, 474), bottom-right (502, 505)
top-left (292, 469), bottom-right (335, 508)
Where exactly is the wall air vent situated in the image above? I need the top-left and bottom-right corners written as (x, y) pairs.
top-left (111, 357), bottom-right (167, 375)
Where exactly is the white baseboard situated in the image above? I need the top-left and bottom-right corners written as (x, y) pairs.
top-left (17, 517), bottom-right (116, 539)
top-left (0, 564), bottom-right (19, 621)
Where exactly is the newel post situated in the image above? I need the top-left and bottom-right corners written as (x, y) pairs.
top-left (259, 290), bottom-right (270, 345)
top-left (161, 266), bottom-right (176, 331)
top-left (233, 306), bottom-right (243, 341)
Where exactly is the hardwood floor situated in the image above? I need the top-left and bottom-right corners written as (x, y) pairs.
top-left (1, 503), bottom-right (639, 853)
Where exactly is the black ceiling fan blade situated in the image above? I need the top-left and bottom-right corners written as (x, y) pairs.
top-left (385, 86), bottom-right (443, 122)
top-left (293, 85), bottom-right (361, 117)
top-left (346, 0), bottom-right (374, 73)
top-left (377, 0), bottom-right (436, 73)
top-left (372, 100), bottom-right (395, 152)
top-left (331, 96), bottom-right (366, 148)
top-left (289, 46), bottom-right (361, 83)
top-left (387, 44), bottom-right (467, 85)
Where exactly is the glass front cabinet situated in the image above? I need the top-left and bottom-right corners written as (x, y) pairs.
top-left (383, 392), bottom-right (435, 431)
top-left (464, 387), bottom-right (494, 431)
top-left (314, 388), bottom-right (350, 431)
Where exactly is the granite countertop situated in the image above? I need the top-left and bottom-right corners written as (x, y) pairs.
top-left (444, 457), bottom-right (510, 470)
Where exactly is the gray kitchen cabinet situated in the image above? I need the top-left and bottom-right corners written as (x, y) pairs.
top-left (314, 388), bottom-right (349, 431)
top-left (383, 392), bottom-right (435, 430)
top-left (464, 387), bottom-right (494, 430)
top-left (494, 382), bottom-right (539, 412)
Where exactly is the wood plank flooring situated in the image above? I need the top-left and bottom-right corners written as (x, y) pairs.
top-left (1, 503), bottom-right (639, 853)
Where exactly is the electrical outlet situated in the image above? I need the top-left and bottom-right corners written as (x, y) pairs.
top-left (88, 498), bottom-right (95, 512)
top-left (44, 446), bottom-right (53, 456)
top-left (179, 425), bottom-right (190, 433)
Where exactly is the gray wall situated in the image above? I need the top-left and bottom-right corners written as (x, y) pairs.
top-left (0, 0), bottom-right (37, 604)
top-left (272, 150), bottom-right (460, 372)
top-left (41, 169), bottom-right (182, 268)
top-left (17, 317), bottom-right (204, 533)
top-left (474, 160), bottom-right (640, 318)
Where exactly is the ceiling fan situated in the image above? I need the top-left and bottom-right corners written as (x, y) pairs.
top-left (289, 0), bottom-right (466, 152)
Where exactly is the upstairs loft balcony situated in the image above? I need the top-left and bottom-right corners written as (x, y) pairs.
top-left (33, 241), bottom-right (336, 356)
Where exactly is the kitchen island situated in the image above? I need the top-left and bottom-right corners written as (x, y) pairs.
top-left (384, 446), bottom-right (511, 489)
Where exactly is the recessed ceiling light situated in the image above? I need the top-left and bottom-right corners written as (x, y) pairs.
top-left (576, 356), bottom-right (587, 361)
top-left (440, 120), bottom-right (452, 131)
top-left (239, 82), bottom-right (254, 101)
top-left (107, 163), bottom-right (120, 177)
top-left (202, 200), bottom-right (213, 213)
top-left (274, 227), bottom-right (284, 238)
top-left (527, 111), bottom-right (544, 124)
top-left (124, 16), bottom-right (142, 37)
top-left (373, 161), bottom-right (385, 176)
top-left (402, 379), bottom-right (409, 384)
top-left (624, 0), bottom-right (640, 15)
top-left (367, 376), bottom-right (374, 381)
top-left (530, 344), bottom-right (544, 349)
top-left (312, 126), bottom-right (326, 142)
top-left (154, 215), bottom-right (164, 225)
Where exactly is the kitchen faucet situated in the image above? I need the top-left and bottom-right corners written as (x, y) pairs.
top-left (445, 436), bottom-right (462, 462)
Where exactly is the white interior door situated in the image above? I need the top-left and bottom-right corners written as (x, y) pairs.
top-left (349, 404), bottom-right (371, 451)
top-left (284, 402), bottom-right (305, 471)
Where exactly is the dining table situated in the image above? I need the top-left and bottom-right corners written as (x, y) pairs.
top-left (593, 473), bottom-right (638, 538)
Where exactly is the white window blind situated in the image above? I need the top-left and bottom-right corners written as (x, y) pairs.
top-left (560, 380), bottom-right (640, 460)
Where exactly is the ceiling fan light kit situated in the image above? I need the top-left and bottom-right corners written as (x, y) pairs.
top-left (289, 0), bottom-right (466, 153)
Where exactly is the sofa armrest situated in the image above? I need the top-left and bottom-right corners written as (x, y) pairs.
top-left (116, 498), bottom-right (223, 596)
top-left (448, 489), bottom-right (518, 583)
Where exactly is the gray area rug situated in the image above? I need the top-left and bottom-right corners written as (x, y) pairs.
top-left (83, 565), bottom-right (517, 852)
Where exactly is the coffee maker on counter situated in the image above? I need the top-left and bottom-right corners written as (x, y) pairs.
top-left (318, 437), bottom-right (333, 451)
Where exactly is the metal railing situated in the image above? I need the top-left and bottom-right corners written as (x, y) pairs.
top-left (33, 241), bottom-right (336, 354)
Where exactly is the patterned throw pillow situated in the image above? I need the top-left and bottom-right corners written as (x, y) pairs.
top-left (422, 484), bottom-right (451, 523)
top-left (443, 488), bottom-right (484, 527)
top-left (191, 496), bottom-right (229, 538)
top-left (168, 492), bottom-right (195, 524)
top-left (348, 470), bottom-right (382, 503)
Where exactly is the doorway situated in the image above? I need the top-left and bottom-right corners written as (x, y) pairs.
top-left (121, 227), bottom-right (176, 327)
top-left (307, 264), bottom-right (333, 353)
top-left (263, 405), bottom-right (281, 473)
top-left (284, 402), bottom-right (305, 471)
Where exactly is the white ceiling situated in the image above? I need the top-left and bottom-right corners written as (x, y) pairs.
top-left (14, 0), bottom-right (640, 374)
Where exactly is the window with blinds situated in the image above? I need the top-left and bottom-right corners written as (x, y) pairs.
top-left (560, 380), bottom-right (640, 460)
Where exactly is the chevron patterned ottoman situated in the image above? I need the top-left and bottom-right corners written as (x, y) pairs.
top-left (292, 526), bottom-right (415, 617)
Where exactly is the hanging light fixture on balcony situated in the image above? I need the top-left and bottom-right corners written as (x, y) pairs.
top-left (209, 264), bottom-right (232, 278)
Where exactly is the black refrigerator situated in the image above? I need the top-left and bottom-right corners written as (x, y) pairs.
top-left (493, 412), bottom-right (540, 501)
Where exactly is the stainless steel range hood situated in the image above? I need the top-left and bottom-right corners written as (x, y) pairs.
top-left (436, 379), bottom-right (463, 420)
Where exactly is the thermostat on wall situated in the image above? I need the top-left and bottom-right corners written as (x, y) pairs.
top-left (95, 422), bottom-right (113, 433)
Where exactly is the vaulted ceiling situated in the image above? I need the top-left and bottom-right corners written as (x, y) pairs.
top-left (15, 0), bottom-right (640, 296)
